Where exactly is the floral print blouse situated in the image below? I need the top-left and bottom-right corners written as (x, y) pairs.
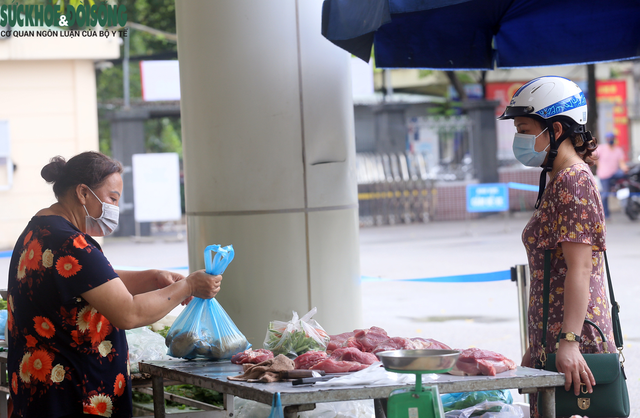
top-left (522, 163), bottom-right (615, 416)
top-left (7, 216), bottom-right (132, 417)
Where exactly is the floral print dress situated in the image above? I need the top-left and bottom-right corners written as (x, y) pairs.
top-left (7, 216), bottom-right (132, 417)
top-left (522, 163), bottom-right (615, 417)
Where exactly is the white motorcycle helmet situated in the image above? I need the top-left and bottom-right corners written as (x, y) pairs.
top-left (498, 76), bottom-right (588, 125)
top-left (498, 76), bottom-right (591, 209)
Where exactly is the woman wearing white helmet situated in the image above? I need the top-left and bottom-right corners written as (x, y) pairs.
top-left (499, 76), bottom-right (618, 417)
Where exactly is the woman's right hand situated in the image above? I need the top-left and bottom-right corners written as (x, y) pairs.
top-left (556, 341), bottom-right (595, 396)
top-left (186, 270), bottom-right (222, 300)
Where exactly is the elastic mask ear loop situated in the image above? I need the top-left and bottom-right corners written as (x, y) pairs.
top-left (535, 125), bottom-right (556, 209)
top-left (82, 186), bottom-right (102, 219)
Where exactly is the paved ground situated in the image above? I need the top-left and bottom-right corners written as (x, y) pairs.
top-left (1, 209), bottom-right (637, 413)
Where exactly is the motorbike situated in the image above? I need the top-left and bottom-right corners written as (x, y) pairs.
top-left (611, 163), bottom-right (640, 220)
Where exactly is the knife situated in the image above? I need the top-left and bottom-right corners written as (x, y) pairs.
top-left (291, 373), bottom-right (351, 386)
top-left (281, 370), bottom-right (326, 379)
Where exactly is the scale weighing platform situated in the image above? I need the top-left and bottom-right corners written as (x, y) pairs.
top-left (377, 349), bottom-right (460, 418)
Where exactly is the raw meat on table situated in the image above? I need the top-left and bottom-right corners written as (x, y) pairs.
top-left (410, 337), bottom-right (451, 350)
top-left (231, 348), bottom-right (274, 365)
top-left (328, 347), bottom-right (378, 365)
top-left (294, 350), bottom-right (328, 370)
top-left (449, 348), bottom-right (516, 376)
top-left (354, 326), bottom-right (389, 352)
top-left (371, 337), bottom-right (417, 354)
top-left (310, 358), bottom-right (369, 373)
top-left (327, 332), bottom-right (355, 353)
top-left (341, 336), bottom-right (365, 352)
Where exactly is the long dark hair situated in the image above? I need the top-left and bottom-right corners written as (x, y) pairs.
top-left (41, 151), bottom-right (123, 199)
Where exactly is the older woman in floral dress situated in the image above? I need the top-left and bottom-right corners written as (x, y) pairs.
top-left (7, 151), bottom-right (222, 418)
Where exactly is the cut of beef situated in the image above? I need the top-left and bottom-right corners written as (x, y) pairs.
top-left (231, 348), bottom-right (274, 365)
top-left (294, 350), bottom-right (328, 370)
top-left (449, 348), bottom-right (517, 376)
top-left (329, 347), bottom-right (378, 365)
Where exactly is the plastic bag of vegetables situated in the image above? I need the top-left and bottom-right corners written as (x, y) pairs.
top-left (263, 307), bottom-right (329, 357)
top-left (165, 244), bottom-right (251, 360)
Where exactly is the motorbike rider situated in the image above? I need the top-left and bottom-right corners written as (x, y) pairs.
top-left (596, 132), bottom-right (628, 218)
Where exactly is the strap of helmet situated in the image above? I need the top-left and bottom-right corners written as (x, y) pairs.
top-left (534, 122), bottom-right (558, 209)
top-left (534, 121), bottom-right (579, 209)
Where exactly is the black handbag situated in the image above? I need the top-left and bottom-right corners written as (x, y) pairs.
top-left (537, 250), bottom-right (630, 417)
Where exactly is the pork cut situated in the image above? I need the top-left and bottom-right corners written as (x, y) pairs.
top-left (231, 348), bottom-right (274, 365)
top-left (329, 347), bottom-right (378, 365)
top-left (309, 358), bottom-right (369, 373)
top-left (327, 332), bottom-right (356, 353)
top-left (294, 350), bottom-right (328, 370)
top-left (449, 348), bottom-right (517, 376)
top-left (354, 326), bottom-right (389, 352)
top-left (341, 336), bottom-right (365, 351)
top-left (371, 337), bottom-right (417, 354)
top-left (410, 337), bottom-right (452, 350)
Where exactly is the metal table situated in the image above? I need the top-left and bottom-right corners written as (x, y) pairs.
top-left (139, 360), bottom-right (565, 418)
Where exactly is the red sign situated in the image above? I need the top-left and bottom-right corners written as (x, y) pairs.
top-left (596, 80), bottom-right (628, 155)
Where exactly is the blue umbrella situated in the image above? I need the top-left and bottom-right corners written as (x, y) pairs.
top-left (321, 0), bottom-right (640, 70)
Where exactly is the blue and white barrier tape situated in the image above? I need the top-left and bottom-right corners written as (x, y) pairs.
top-left (507, 182), bottom-right (538, 192)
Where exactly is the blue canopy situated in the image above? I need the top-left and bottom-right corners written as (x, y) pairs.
top-left (321, 0), bottom-right (640, 70)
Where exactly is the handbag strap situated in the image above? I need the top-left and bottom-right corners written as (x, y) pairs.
top-left (603, 251), bottom-right (624, 350)
top-left (541, 249), bottom-right (624, 356)
top-left (541, 250), bottom-right (552, 351)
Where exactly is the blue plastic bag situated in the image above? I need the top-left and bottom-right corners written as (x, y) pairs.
top-left (165, 245), bottom-right (251, 360)
top-left (267, 393), bottom-right (284, 418)
top-left (441, 390), bottom-right (513, 412)
top-left (0, 310), bottom-right (7, 338)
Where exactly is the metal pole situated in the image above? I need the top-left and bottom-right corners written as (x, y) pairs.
top-left (123, 29), bottom-right (130, 109)
top-left (538, 387), bottom-right (556, 418)
top-left (515, 264), bottom-right (530, 357)
top-left (384, 69), bottom-right (393, 98)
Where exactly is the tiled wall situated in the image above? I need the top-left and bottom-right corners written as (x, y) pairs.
top-left (432, 168), bottom-right (542, 222)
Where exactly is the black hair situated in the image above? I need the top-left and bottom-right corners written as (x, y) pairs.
top-left (41, 151), bottom-right (123, 199)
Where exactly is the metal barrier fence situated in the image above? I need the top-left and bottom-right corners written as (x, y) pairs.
top-left (356, 151), bottom-right (476, 226)
top-left (356, 153), bottom-right (437, 226)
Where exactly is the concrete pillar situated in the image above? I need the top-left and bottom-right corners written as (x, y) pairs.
top-left (109, 109), bottom-right (151, 237)
top-left (175, 0), bottom-right (362, 347)
top-left (464, 100), bottom-right (500, 184)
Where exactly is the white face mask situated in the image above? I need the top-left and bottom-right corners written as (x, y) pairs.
top-left (83, 187), bottom-right (119, 237)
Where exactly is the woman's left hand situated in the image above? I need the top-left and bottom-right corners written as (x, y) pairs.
top-left (556, 341), bottom-right (595, 396)
top-left (153, 270), bottom-right (193, 305)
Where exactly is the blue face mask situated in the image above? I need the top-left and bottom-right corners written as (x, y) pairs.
top-left (513, 128), bottom-right (549, 167)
